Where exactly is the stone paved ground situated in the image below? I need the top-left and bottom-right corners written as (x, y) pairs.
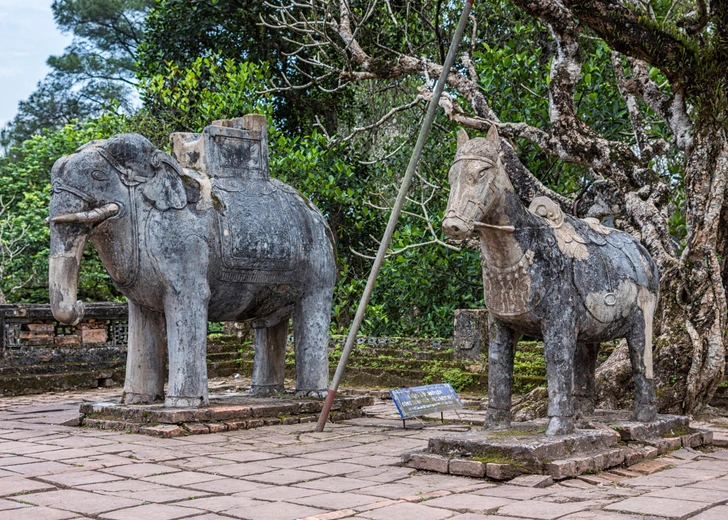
top-left (3, 388), bottom-right (728, 520)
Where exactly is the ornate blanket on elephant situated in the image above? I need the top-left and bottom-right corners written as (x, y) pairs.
top-left (214, 178), bottom-right (313, 284)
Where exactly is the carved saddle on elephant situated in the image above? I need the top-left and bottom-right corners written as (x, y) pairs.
top-left (170, 116), bottom-right (315, 284)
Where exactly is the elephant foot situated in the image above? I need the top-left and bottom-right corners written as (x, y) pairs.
top-left (546, 416), bottom-right (574, 436)
top-left (633, 404), bottom-right (657, 423)
top-left (485, 407), bottom-right (511, 430)
top-left (122, 392), bottom-right (164, 405)
top-left (165, 395), bottom-right (209, 408)
top-left (250, 384), bottom-right (284, 397)
top-left (295, 389), bottom-right (328, 399)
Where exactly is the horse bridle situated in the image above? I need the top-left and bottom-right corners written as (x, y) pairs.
top-left (447, 154), bottom-right (515, 232)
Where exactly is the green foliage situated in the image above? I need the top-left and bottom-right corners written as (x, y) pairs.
top-left (0, 113), bottom-right (132, 301)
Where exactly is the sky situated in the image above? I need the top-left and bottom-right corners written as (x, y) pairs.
top-left (0, 0), bottom-right (73, 128)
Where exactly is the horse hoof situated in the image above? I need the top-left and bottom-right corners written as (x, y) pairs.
top-left (546, 416), bottom-right (574, 436)
top-left (633, 405), bottom-right (657, 423)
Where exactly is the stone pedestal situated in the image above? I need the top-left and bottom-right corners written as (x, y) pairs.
top-left (453, 309), bottom-right (489, 362)
top-left (402, 410), bottom-right (712, 480)
top-left (78, 393), bottom-right (373, 437)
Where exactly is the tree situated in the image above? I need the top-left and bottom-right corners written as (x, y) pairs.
top-left (137, 0), bottom-right (353, 135)
top-left (2, 0), bottom-right (153, 147)
top-left (264, 0), bottom-right (728, 414)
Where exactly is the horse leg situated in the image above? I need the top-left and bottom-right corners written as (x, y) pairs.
top-left (573, 342), bottom-right (598, 419)
top-left (485, 314), bottom-right (517, 430)
top-left (543, 318), bottom-right (577, 436)
top-left (627, 318), bottom-right (657, 422)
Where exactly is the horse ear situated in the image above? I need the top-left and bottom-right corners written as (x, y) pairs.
top-left (486, 124), bottom-right (499, 145)
top-left (457, 128), bottom-right (469, 149)
top-left (142, 151), bottom-right (187, 211)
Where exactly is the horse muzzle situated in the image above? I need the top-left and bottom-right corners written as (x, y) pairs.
top-left (442, 213), bottom-right (473, 240)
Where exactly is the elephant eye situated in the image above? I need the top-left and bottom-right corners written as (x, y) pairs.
top-left (92, 170), bottom-right (110, 181)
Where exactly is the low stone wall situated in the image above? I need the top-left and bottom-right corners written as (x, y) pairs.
top-left (0, 303), bottom-right (550, 397)
top-left (0, 303), bottom-right (243, 396)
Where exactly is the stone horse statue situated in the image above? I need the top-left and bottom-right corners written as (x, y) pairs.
top-left (442, 126), bottom-right (659, 436)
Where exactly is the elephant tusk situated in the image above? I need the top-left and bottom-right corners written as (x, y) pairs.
top-left (51, 203), bottom-right (120, 224)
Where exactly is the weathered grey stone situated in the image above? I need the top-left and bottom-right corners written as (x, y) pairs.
top-left (48, 114), bottom-right (336, 407)
top-left (509, 474), bottom-right (553, 488)
top-left (139, 424), bottom-right (185, 437)
top-left (453, 309), bottom-right (488, 361)
top-left (403, 452), bottom-right (450, 473)
top-left (486, 463), bottom-right (521, 480)
top-left (545, 459), bottom-right (576, 479)
top-left (442, 127), bottom-right (659, 435)
top-left (449, 458), bottom-right (486, 478)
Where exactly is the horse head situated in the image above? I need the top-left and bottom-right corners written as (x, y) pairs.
top-left (442, 125), bottom-right (505, 240)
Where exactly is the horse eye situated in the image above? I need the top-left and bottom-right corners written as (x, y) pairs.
top-left (92, 170), bottom-right (110, 181)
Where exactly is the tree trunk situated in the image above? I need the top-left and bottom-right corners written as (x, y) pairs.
top-left (597, 124), bottom-right (727, 414)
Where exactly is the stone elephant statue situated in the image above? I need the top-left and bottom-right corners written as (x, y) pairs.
top-left (48, 115), bottom-right (336, 408)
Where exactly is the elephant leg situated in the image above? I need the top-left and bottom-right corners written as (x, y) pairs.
top-left (251, 319), bottom-right (289, 396)
top-left (543, 319), bottom-right (577, 436)
top-left (164, 240), bottom-right (211, 408)
top-left (485, 314), bottom-right (517, 430)
top-left (573, 342), bottom-right (598, 419)
top-left (627, 319), bottom-right (657, 422)
top-left (292, 285), bottom-right (333, 397)
top-left (122, 300), bottom-right (166, 404)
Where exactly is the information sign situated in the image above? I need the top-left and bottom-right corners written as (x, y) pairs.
top-left (390, 383), bottom-right (463, 420)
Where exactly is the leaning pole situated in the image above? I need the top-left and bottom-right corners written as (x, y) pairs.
top-left (316, 0), bottom-right (475, 432)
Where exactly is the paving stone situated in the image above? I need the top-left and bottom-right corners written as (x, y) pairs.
top-left (424, 494), bottom-right (513, 514)
top-left (0, 476), bottom-right (57, 496)
top-left (355, 501), bottom-right (455, 520)
top-left (214, 451), bottom-right (283, 463)
top-left (486, 463), bottom-right (521, 480)
top-left (99, 503), bottom-right (201, 520)
top-left (670, 449), bottom-right (700, 460)
top-left (400, 490), bottom-right (452, 502)
top-left (509, 474), bottom-right (553, 488)
top-left (245, 468), bottom-right (326, 485)
top-left (299, 510), bottom-right (358, 520)
top-left (37, 470), bottom-right (124, 487)
top-left (176, 495), bottom-right (261, 512)
top-left (234, 486), bottom-right (322, 502)
top-left (197, 462), bottom-right (275, 478)
top-left (30, 448), bottom-right (100, 461)
top-left (3, 461), bottom-right (72, 475)
top-left (296, 476), bottom-right (377, 492)
top-left (0, 506), bottom-right (79, 520)
top-left (609, 468), bottom-right (642, 477)
top-left (183, 477), bottom-right (271, 494)
top-left (643, 486), bottom-right (728, 504)
top-left (691, 505), bottom-right (728, 519)
top-left (0, 498), bottom-right (29, 510)
top-left (224, 501), bottom-right (326, 520)
top-left (605, 496), bottom-right (711, 518)
top-left (102, 463), bottom-right (180, 478)
top-left (559, 512), bottom-right (667, 519)
top-left (143, 471), bottom-right (223, 486)
top-left (475, 484), bottom-right (555, 500)
top-left (495, 499), bottom-right (592, 519)
top-left (629, 458), bottom-right (673, 475)
top-left (291, 491), bottom-right (384, 510)
top-left (304, 462), bottom-right (370, 476)
top-left (17, 489), bottom-right (142, 515)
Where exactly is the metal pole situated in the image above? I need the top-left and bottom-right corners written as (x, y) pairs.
top-left (316, 0), bottom-right (474, 432)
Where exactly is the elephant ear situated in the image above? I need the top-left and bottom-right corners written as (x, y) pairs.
top-left (142, 150), bottom-right (188, 211)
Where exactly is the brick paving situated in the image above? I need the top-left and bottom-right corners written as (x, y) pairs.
top-left (3, 388), bottom-right (728, 519)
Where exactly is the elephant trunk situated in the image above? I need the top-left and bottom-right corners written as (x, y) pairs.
top-left (49, 231), bottom-right (88, 326)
